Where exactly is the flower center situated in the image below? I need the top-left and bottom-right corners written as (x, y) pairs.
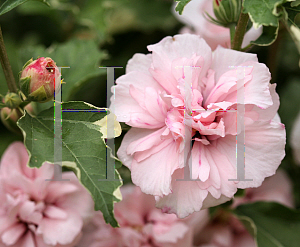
top-left (165, 88), bottom-right (225, 145)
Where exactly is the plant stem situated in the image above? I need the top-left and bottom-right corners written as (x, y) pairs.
top-left (229, 23), bottom-right (236, 46)
top-left (0, 26), bottom-right (18, 93)
top-left (231, 10), bottom-right (249, 51)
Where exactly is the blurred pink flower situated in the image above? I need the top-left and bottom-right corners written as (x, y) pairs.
top-left (290, 111), bottom-right (300, 165)
top-left (77, 185), bottom-right (206, 247)
top-left (112, 34), bottom-right (286, 218)
top-left (0, 142), bottom-right (94, 247)
top-left (194, 170), bottom-right (294, 247)
top-left (173, 0), bottom-right (262, 50)
top-left (232, 169), bottom-right (294, 208)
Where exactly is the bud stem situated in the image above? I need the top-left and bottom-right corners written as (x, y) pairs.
top-left (231, 10), bottom-right (249, 51)
top-left (229, 23), bottom-right (236, 44)
top-left (0, 26), bottom-right (18, 93)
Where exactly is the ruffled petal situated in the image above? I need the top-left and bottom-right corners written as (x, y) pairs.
top-left (131, 141), bottom-right (180, 197)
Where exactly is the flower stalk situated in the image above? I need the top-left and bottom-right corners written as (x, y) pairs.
top-left (0, 26), bottom-right (18, 93)
top-left (231, 10), bottom-right (249, 51)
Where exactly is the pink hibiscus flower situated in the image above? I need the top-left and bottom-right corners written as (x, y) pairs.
top-left (194, 170), bottom-right (294, 247)
top-left (0, 142), bottom-right (94, 247)
top-left (112, 34), bottom-right (286, 218)
top-left (77, 185), bottom-right (204, 247)
top-left (173, 0), bottom-right (262, 50)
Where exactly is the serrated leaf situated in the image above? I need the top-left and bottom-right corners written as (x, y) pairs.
top-left (234, 202), bottom-right (300, 247)
top-left (175, 0), bottom-right (191, 15)
top-left (17, 101), bottom-right (122, 227)
top-left (0, 0), bottom-right (49, 16)
top-left (243, 0), bottom-right (285, 28)
top-left (19, 39), bottom-right (107, 101)
top-left (250, 25), bottom-right (279, 46)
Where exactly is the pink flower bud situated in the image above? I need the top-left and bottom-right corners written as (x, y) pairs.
top-left (1, 103), bottom-right (35, 134)
top-left (19, 57), bottom-right (60, 102)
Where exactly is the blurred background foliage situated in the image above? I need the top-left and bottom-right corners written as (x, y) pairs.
top-left (0, 0), bottom-right (299, 206)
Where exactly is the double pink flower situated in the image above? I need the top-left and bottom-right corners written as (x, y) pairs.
top-left (112, 33), bottom-right (286, 218)
top-left (0, 142), bottom-right (94, 247)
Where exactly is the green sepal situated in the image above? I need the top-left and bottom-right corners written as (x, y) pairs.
top-left (4, 92), bottom-right (22, 109)
top-left (213, 0), bottom-right (242, 27)
top-left (28, 85), bottom-right (50, 102)
top-left (22, 58), bottom-right (33, 71)
top-left (0, 102), bottom-right (6, 109)
top-left (19, 76), bottom-right (31, 98)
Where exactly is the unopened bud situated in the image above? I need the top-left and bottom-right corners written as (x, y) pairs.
top-left (206, 0), bottom-right (242, 27)
top-left (1, 103), bottom-right (35, 134)
top-left (3, 92), bottom-right (22, 109)
top-left (19, 57), bottom-right (61, 102)
top-left (1, 107), bottom-right (21, 133)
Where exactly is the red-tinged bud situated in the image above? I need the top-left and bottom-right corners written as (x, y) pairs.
top-left (19, 57), bottom-right (61, 102)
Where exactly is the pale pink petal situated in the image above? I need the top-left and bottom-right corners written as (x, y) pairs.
top-left (173, 0), bottom-right (262, 51)
top-left (156, 169), bottom-right (208, 218)
top-left (111, 71), bottom-right (164, 128)
top-left (242, 26), bottom-right (263, 48)
top-left (211, 46), bottom-right (257, 83)
top-left (33, 162), bottom-right (54, 180)
top-left (47, 172), bottom-right (94, 221)
top-left (117, 227), bottom-right (145, 247)
top-left (131, 141), bottom-right (180, 197)
top-left (192, 142), bottom-right (210, 181)
top-left (115, 186), bottom-right (155, 226)
top-left (37, 211), bottom-right (82, 246)
top-left (148, 34), bottom-right (212, 93)
top-left (126, 53), bottom-right (153, 74)
top-left (0, 142), bottom-right (31, 179)
top-left (233, 170), bottom-right (294, 208)
top-left (127, 127), bottom-right (169, 155)
top-left (173, 0), bottom-right (230, 50)
top-left (118, 128), bottom-right (167, 169)
top-left (239, 121), bottom-right (285, 188)
top-left (153, 222), bottom-right (189, 243)
top-left (1, 223), bottom-right (26, 245)
top-left (44, 205), bottom-right (67, 220)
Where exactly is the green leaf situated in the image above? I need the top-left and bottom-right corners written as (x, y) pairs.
top-left (17, 101), bottom-right (122, 227)
top-left (291, 0), bottom-right (300, 7)
top-left (284, 1), bottom-right (300, 27)
top-left (250, 25), bottom-right (279, 46)
top-left (19, 39), bottom-right (107, 101)
top-left (0, 0), bottom-right (49, 16)
top-left (175, 0), bottom-right (191, 15)
top-left (234, 202), bottom-right (300, 247)
top-left (243, 0), bottom-right (285, 28)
